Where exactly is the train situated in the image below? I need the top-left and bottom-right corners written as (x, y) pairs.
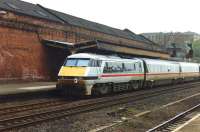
top-left (56, 53), bottom-right (200, 96)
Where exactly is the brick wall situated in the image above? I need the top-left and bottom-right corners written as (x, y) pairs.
top-left (0, 26), bottom-right (47, 81)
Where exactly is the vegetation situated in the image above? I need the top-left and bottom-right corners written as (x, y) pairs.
top-left (193, 40), bottom-right (200, 57)
top-left (192, 40), bottom-right (200, 63)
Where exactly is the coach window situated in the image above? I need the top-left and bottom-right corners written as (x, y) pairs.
top-left (133, 64), bottom-right (136, 71)
top-left (103, 62), bottom-right (109, 73)
top-left (108, 62), bottom-right (115, 72)
top-left (89, 59), bottom-right (95, 67)
top-left (160, 65), bottom-right (162, 72)
top-left (90, 59), bottom-right (102, 67)
top-left (103, 62), bottom-right (115, 73)
top-left (135, 62), bottom-right (140, 72)
top-left (103, 62), bottom-right (124, 73)
top-left (124, 63), bottom-right (134, 72)
top-left (97, 60), bottom-right (102, 67)
top-left (122, 63), bottom-right (125, 71)
top-left (139, 63), bottom-right (142, 72)
top-left (149, 65), bottom-right (152, 72)
top-left (167, 66), bottom-right (170, 72)
top-left (113, 62), bottom-right (123, 72)
top-left (124, 63), bottom-right (131, 71)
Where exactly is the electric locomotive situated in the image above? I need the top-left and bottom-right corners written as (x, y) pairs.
top-left (57, 53), bottom-right (144, 95)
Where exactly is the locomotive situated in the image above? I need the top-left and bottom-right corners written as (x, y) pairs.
top-left (56, 53), bottom-right (200, 96)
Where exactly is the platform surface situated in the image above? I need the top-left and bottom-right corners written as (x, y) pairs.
top-left (0, 82), bottom-right (56, 95)
top-left (174, 113), bottom-right (200, 132)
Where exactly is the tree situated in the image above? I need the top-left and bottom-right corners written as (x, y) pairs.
top-left (192, 40), bottom-right (200, 58)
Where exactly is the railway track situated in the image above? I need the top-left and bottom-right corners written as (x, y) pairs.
top-left (146, 103), bottom-right (200, 132)
top-left (0, 82), bottom-right (200, 131)
top-left (0, 98), bottom-right (68, 118)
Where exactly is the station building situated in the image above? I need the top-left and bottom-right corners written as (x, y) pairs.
top-left (0, 0), bottom-right (169, 82)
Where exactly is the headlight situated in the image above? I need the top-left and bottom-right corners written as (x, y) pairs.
top-left (74, 78), bottom-right (78, 83)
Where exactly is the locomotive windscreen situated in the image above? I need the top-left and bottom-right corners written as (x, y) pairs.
top-left (64, 58), bottom-right (90, 67)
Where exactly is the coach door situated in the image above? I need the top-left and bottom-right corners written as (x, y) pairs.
top-left (88, 59), bottom-right (102, 76)
top-left (199, 65), bottom-right (200, 78)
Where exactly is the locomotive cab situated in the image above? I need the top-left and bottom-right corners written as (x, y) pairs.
top-left (57, 53), bottom-right (102, 95)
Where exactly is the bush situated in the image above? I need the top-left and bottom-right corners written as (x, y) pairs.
top-left (193, 40), bottom-right (200, 58)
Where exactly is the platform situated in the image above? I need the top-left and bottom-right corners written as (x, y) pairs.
top-left (0, 82), bottom-right (56, 95)
top-left (173, 113), bottom-right (200, 132)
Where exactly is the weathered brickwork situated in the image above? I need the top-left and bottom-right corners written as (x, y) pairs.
top-left (0, 26), bottom-right (47, 81)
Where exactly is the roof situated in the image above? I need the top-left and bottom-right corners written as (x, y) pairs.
top-left (68, 53), bottom-right (141, 62)
top-left (46, 8), bottom-right (143, 41)
top-left (73, 40), bottom-right (167, 53)
top-left (0, 0), bottom-right (164, 51)
top-left (42, 39), bottom-right (169, 59)
top-left (0, 0), bottom-right (62, 23)
top-left (74, 40), bottom-right (169, 58)
top-left (42, 39), bottom-right (74, 49)
top-left (68, 53), bottom-right (119, 60)
top-left (143, 58), bottom-right (180, 65)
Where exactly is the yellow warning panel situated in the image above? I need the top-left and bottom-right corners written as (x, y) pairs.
top-left (58, 66), bottom-right (86, 76)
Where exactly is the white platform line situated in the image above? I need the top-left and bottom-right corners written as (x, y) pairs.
top-left (135, 110), bottom-right (151, 117)
top-left (88, 123), bottom-right (119, 132)
top-left (19, 85), bottom-right (56, 90)
top-left (136, 92), bottom-right (200, 117)
top-left (172, 114), bottom-right (200, 132)
top-left (162, 93), bottom-right (200, 108)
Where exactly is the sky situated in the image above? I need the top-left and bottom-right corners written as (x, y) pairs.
top-left (23, 0), bottom-right (200, 34)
